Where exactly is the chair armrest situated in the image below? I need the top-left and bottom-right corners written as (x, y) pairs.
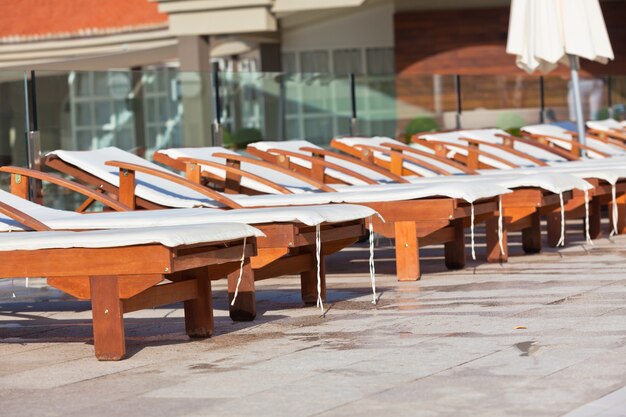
top-left (0, 200), bottom-right (52, 231)
top-left (212, 152), bottom-right (337, 192)
top-left (0, 166), bottom-right (131, 212)
top-left (177, 157), bottom-right (293, 194)
top-left (513, 133), bottom-right (581, 160)
top-left (457, 137), bottom-right (547, 166)
top-left (375, 141), bottom-right (477, 174)
top-left (298, 147), bottom-right (409, 183)
top-left (265, 148), bottom-right (379, 185)
top-left (104, 161), bottom-right (243, 209)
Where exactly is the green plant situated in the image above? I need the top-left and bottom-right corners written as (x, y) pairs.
top-left (496, 112), bottom-right (525, 130)
top-left (223, 127), bottom-right (263, 150)
top-left (403, 116), bottom-right (438, 141)
top-left (595, 107), bottom-right (610, 120)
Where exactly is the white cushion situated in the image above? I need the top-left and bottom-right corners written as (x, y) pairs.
top-left (0, 190), bottom-right (378, 232)
top-left (0, 223), bottom-right (263, 251)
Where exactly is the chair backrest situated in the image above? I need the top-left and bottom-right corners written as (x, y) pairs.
top-left (156, 147), bottom-right (320, 193)
top-left (419, 130), bottom-right (530, 168)
top-left (523, 124), bottom-right (623, 157)
top-left (332, 136), bottom-right (467, 175)
top-left (46, 147), bottom-right (223, 208)
top-left (586, 118), bottom-right (624, 133)
top-left (248, 140), bottom-right (406, 184)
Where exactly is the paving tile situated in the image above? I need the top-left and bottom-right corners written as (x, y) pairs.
top-left (0, 233), bottom-right (625, 416)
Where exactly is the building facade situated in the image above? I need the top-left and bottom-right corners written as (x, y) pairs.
top-left (0, 0), bottom-right (624, 166)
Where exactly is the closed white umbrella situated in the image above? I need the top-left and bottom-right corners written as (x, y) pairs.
top-left (506, 0), bottom-right (614, 156)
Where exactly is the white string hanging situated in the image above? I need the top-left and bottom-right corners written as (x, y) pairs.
top-left (556, 192), bottom-right (566, 247)
top-left (610, 183), bottom-right (618, 237)
top-left (498, 196), bottom-right (505, 256)
top-left (11, 279), bottom-right (15, 298)
top-left (315, 224), bottom-right (324, 314)
top-left (368, 217), bottom-right (377, 305)
top-left (584, 189), bottom-right (593, 245)
top-left (230, 236), bottom-right (247, 306)
top-left (25, 278), bottom-right (29, 288)
top-left (470, 202), bottom-right (476, 260)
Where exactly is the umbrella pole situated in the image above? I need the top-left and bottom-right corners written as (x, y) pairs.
top-left (568, 54), bottom-right (587, 158)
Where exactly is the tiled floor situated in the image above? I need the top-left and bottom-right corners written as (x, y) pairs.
top-left (1, 232), bottom-right (625, 416)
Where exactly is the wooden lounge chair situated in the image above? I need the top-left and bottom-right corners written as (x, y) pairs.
top-left (585, 119), bottom-right (626, 145)
top-left (0, 204), bottom-right (260, 361)
top-left (44, 147), bottom-right (511, 281)
top-left (153, 147), bottom-right (513, 271)
top-left (521, 124), bottom-right (626, 159)
top-left (1, 165), bottom-right (375, 315)
top-left (410, 130), bottom-right (626, 240)
top-left (242, 140), bottom-right (590, 259)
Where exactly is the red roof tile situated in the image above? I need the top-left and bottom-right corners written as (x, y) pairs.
top-left (0, 0), bottom-right (168, 43)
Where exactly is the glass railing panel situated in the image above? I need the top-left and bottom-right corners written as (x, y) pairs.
top-left (394, 73), bottom-right (457, 140)
top-left (459, 74), bottom-right (541, 132)
top-left (0, 71), bottom-right (27, 194)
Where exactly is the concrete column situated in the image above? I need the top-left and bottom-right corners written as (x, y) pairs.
top-left (178, 35), bottom-right (214, 146)
top-left (259, 42), bottom-right (282, 140)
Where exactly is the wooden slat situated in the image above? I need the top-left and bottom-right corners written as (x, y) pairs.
top-left (251, 247), bottom-right (290, 269)
top-left (172, 243), bottom-right (255, 272)
top-left (254, 223), bottom-right (296, 248)
top-left (295, 224), bottom-right (366, 246)
top-left (362, 199), bottom-right (456, 222)
top-left (0, 244), bottom-right (171, 278)
top-left (122, 279), bottom-right (198, 313)
top-left (420, 225), bottom-right (456, 246)
top-left (254, 253), bottom-right (314, 281)
top-left (47, 274), bottom-right (164, 300)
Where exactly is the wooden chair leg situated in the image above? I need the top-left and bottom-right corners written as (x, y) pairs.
top-left (609, 193), bottom-right (626, 235)
top-left (300, 249), bottom-right (326, 305)
top-left (444, 219), bottom-right (465, 270)
top-left (486, 214), bottom-right (508, 263)
top-left (618, 194), bottom-right (626, 234)
top-left (90, 275), bottom-right (125, 361)
top-left (183, 267), bottom-right (214, 336)
top-left (587, 197), bottom-right (602, 240)
top-left (394, 221), bottom-right (420, 281)
top-left (523, 211), bottom-right (542, 253)
top-left (227, 260), bottom-right (256, 321)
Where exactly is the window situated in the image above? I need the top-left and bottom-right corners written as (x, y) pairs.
top-left (142, 68), bottom-right (183, 158)
top-left (69, 71), bottom-right (135, 150)
top-left (282, 47), bottom-right (396, 143)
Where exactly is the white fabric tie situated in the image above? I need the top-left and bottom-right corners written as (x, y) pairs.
top-left (470, 202), bottom-right (476, 260)
top-left (230, 236), bottom-right (247, 306)
top-left (315, 224), bottom-right (324, 313)
top-left (498, 196), bottom-right (505, 256)
top-left (584, 189), bottom-right (593, 245)
top-left (368, 217), bottom-right (377, 305)
top-left (11, 279), bottom-right (15, 298)
top-left (556, 192), bottom-right (566, 247)
top-left (610, 183), bottom-right (618, 237)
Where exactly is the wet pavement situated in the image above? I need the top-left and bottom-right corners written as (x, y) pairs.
top-left (1, 229), bottom-right (625, 417)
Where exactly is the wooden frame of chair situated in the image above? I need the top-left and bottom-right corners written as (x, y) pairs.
top-left (519, 131), bottom-right (614, 158)
top-left (0, 202), bottom-right (255, 361)
top-left (155, 150), bottom-right (501, 279)
top-left (395, 132), bottom-right (625, 242)
top-left (463, 132), bottom-right (626, 239)
top-left (255, 141), bottom-right (580, 260)
top-left (20, 161), bottom-right (367, 311)
top-left (585, 126), bottom-right (626, 145)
